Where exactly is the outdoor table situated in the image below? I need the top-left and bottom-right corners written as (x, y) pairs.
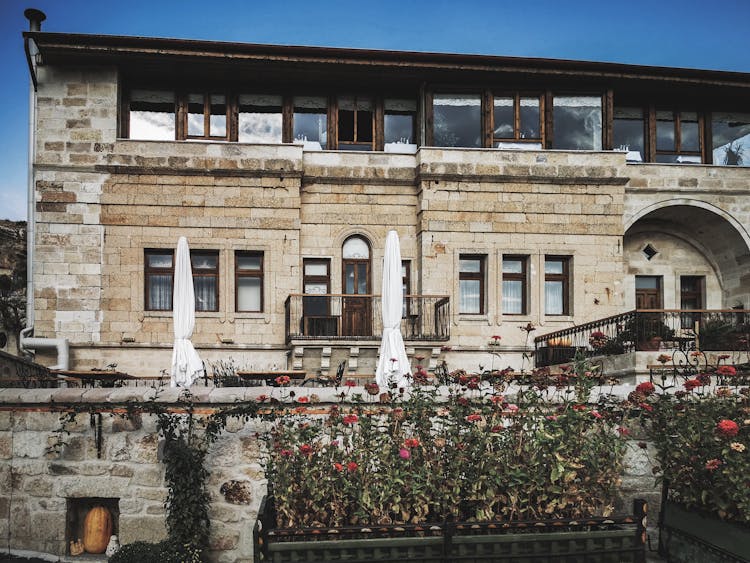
top-left (235, 370), bottom-right (307, 386)
top-left (50, 370), bottom-right (135, 388)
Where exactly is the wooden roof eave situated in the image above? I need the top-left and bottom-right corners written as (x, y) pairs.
top-left (25, 31), bottom-right (750, 90)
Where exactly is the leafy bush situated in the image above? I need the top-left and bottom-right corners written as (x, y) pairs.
top-left (108, 540), bottom-right (203, 563)
top-left (264, 355), bottom-right (630, 527)
top-left (638, 378), bottom-right (750, 523)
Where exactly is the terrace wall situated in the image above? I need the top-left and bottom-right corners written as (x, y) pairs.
top-left (1, 386), bottom-right (660, 562)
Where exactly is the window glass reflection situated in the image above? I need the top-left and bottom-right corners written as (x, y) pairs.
top-left (129, 89), bottom-right (175, 140)
top-left (187, 94), bottom-right (204, 137)
top-left (493, 97), bottom-right (514, 139)
top-left (519, 97), bottom-right (540, 139)
top-left (552, 96), bottom-right (602, 150)
top-left (680, 112), bottom-right (699, 152)
top-left (613, 107), bottom-right (644, 159)
top-left (293, 96), bottom-right (327, 146)
top-left (385, 99), bottom-right (416, 144)
top-left (433, 94), bottom-right (481, 148)
top-left (656, 110), bottom-right (675, 151)
top-left (239, 94), bottom-right (282, 143)
top-left (209, 94), bottom-right (227, 137)
top-left (712, 111), bottom-right (750, 166)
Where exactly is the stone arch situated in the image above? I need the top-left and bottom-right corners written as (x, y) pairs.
top-left (624, 199), bottom-right (750, 308)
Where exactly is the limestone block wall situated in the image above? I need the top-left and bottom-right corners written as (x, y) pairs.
top-left (624, 164), bottom-right (750, 306)
top-left (417, 148), bottom-right (628, 350)
top-left (0, 386), bottom-right (662, 562)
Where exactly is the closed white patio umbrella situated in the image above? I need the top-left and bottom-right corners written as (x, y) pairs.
top-left (375, 230), bottom-right (411, 388)
top-left (170, 236), bottom-right (203, 387)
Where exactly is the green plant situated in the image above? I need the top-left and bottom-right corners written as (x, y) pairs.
top-left (637, 380), bottom-right (750, 523)
top-left (263, 354), bottom-right (630, 527)
top-left (618, 313), bottom-right (675, 345)
top-left (109, 540), bottom-right (202, 563)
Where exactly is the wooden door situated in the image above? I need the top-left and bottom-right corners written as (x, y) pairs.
top-left (635, 276), bottom-right (662, 309)
top-left (342, 259), bottom-right (371, 336)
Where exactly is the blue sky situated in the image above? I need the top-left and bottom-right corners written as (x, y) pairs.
top-left (1, 0), bottom-right (749, 221)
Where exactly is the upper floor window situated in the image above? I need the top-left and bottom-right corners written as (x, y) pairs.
top-left (238, 95), bottom-right (282, 144)
top-left (128, 89), bottom-right (176, 140)
top-left (459, 254), bottom-right (485, 314)
top-left (493, 94), bottom-right (542, 148)
top-left (655, 110), bottom-right (701, 163)
top-left (552, 95), bottom-right (602, 150)
top-left (186, 93), bottom-right (229, 140)
top-left (293, 96), bottom-right (328, 147)
top-left (145, 249), bottom-right (219, 312)
top-left (338, 96), bottom-right (374, 150)
top-left (236, 251), bottom-right (263, 312)
top-left (613, 107), bottom-right (645, 162)
top-left (433, 94), bottom-right (482, 148)
top-left (711, 111), bottom-right (750, 166)
top-left (502, 255), bottom-right (527, 315)
top-left (385, 99), bottom-right (417, 146)
top-left (544, 256), bottom-right (569, 315)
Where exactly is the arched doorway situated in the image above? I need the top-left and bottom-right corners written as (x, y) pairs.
top-left (625, 202), bottom-right (750, 311)
top-left (342, 235), bottom-right (371, 336)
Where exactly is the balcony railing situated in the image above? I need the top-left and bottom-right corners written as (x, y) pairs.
top-left (534, 309), bottom-right (750, 367)
top-left (285, 294), bottom-right (450, 342)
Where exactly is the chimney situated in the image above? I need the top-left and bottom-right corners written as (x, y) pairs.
top-left (24, 8), bottom-right (46, 32)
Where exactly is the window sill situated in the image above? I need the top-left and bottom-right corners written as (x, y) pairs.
top-left (543, 315), bottom-right (574, 323)
top-left (458, 314), bottom-right (491, 323)
top-left (143, 311), bottom-right (223, 318)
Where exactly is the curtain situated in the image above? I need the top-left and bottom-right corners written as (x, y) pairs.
top-left (545, 281), bottom-right (564, 315)
top-left (193, 277), bottom-right (216, 311)
top-left (149, 274), bottom-right (172, 310)
top-left (503, 280), bottom-right (523, 314)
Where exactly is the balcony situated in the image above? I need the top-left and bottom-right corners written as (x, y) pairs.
top-left (534, 309), bottom-right (750, 368)
top-left (284, 294), bottom-right (450, 343)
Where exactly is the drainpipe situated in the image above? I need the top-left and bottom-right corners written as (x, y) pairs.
top-left (20, 9), bottom-right (69, 370)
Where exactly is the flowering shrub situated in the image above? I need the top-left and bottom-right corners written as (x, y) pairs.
top-left (638, 378), bottom-right (750, 523)
top-left (264, 355), bottom-right (629, 528)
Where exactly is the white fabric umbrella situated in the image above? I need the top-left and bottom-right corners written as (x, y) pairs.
top-left (170, 236), bottom-right (203, 387)
top-left (375, 230), bottom-right (411, 388)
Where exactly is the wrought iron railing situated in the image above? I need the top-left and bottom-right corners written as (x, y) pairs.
top-left (285, 294), bottom-right (450, 342)
top-left (534, 309), bottom-right (750, 367)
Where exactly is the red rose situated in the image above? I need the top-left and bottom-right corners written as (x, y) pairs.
top-left (342, 414), bottom-right (359, 425)
top-left (716, 419), bottom-right (739, 437)
top-left (347, 461), bottom-right (358, 472)
top-left (716, 365), bottom-right (737, 377)
top-left (299, 444), bottom-right (313, 455)
top-left (636, 382), bottom-right (655, 395)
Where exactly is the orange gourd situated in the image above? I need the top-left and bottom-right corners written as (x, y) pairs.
top-left (82, 506), bottom-right (113, 554)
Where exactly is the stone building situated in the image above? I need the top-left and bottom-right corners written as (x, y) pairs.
top-left (20, 13), bottom-right (750, 378)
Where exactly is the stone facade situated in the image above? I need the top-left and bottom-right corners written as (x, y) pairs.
top-left (0, 387), bottom-right (660, 562)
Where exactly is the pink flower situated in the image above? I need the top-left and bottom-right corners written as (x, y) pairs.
top-left (491, 335), bottom-right (502, 341)
top-left (275, 375), bottom-right (291, 386)
top-left (296, 396), bottom-right (309, 403)
top-left (299, 444), bottom-right (313, 455)
top-left (716, 365), bottom-right (737, 377)
top-left (280, 449), bottom-right (293, 457)
top-left (705, 458), bottom-right (722, 471)
top-left (506, 404), bottom-right (519, 414)
top-left (344, 379), bottom-right (357, 388)
top-left (466, 413), bottom-right (482, 422)
top-left (591, 410), bottom-right (603, 419)
top-left (256, 394), bottom-right (269, 402)
top-left (617, 427), bottom-right (630, 436)
top-left (343, 414), bottom-right (359, 424)
top-left (399, 448), bottom-right (411, 460)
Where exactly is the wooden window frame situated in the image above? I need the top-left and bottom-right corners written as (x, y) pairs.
top-left (491, 92), bottom-right (544, 146)
top-left (502, 255), bottom-right (527, 315)
top-left (427, 90), bottom-right (485, 148)
top-left (182, 92), bottom-right (232, 141)
top-left (235, 251), bottom-right (264, 313)
top-left (335, 95), bottom-right (376, 151)
top-left (680, 276), bottom-right (704, 310)
top-left (145, 249), bottom-right (219, 312)
top-left (459, 254), bottom-right (486, 315)
top-left (383, 103), bottom-right (416, 149)
top-left (191, 250), bottom-right (220, 312)
top-left (544, 256), bottom-right (570, 316)
top-left (122, 87), bottom-right (178, 140)
top-left (303, 258), bottom-right (331, 294)
top-left (144, 249), bottom-right (174, 311)
top-left (651, 108), bottom-right (704, 163)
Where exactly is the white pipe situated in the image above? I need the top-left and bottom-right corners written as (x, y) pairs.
top-left (20, 327), bottom-right (70, 370)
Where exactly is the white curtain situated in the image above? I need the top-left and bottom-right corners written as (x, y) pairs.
top-left (545, 281), bottom-right (564, 315)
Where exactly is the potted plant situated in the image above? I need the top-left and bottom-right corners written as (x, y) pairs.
top-left (618, 313), bottom-right (675, 351)
top-left (255, 356), bottom-right (647, 562)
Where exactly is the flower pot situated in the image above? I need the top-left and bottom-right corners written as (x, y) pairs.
top-left (255, 495), bottom-right (648, 563)
top-left (659, 500), bottom-right (750, 563)
top-left (637, 337), bottom-right (662, 351)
